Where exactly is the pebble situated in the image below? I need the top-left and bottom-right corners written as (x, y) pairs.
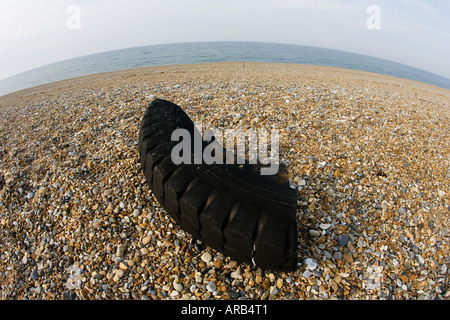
top-left (318, 161), bottom-right (327, 168)
top-left (276, 278), bottom-right (283, 289)
top-left (319, 223), bottom-right (331, 230)
top-left (333, 251), bottom-right (342, 260)
top-left (338, 235), bottom-right (350, 247)
top-left (142, 235), bottom-right (151, 245)
top-left (304, 258), bottom-right (318, 270)
top-left (343, 247), bottom-right (353, 263)
top-left (201, 251), bottom-right (212, 263)
top-left (119, 262), bottom-right (128, 270)
top-left (116, 244), bottom-right (126, 257)
top-left (30, 269), bottom-right (39, 280)
top-left (173, 282), bottom-right (183, 292)
top-left (416, 254), bottom-right (425, 265)
top-left (206, 281), bottom-right (217, 293)
top-left (230, 271), bottom-right (242, 280)
top-left (262, 278), bottom-right (271, 290)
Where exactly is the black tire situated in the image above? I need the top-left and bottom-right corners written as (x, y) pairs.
top-left (138, 99), bottom-right (298, 271)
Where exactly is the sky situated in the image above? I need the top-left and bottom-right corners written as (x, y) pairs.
top-left (0, 0), bottom-right (449, 80)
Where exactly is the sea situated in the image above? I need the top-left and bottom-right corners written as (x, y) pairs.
top-left (1, 41), bottom-right (450, 97)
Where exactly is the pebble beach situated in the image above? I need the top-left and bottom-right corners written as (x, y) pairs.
top-left (0, 62), bottom-right (448, 300)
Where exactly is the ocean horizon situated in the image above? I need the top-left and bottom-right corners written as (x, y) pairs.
top-left (1, 41), bottom-right (450, 97)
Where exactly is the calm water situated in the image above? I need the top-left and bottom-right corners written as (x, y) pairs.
top-left (1, 41), bottom-right (449, 97)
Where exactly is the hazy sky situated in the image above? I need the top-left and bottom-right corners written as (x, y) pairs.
top-left (0, 0), bottom-right (449, 80)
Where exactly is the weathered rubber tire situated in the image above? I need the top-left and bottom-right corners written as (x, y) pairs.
top-left (138, 99), bottom-right (298, 271)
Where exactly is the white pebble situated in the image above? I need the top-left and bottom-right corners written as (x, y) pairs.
top-left (318, 161), bottom-right (327, 168)
top-left (319, 223), bottom-right (331, 230)
top-left (201, 251), bottom-right (212, 263)
top-left (173, 281), bottom-right (184, 292)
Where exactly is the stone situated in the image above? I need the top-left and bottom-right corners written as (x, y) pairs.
top-left (319, 223), bottom-right (332, 230)
top-left (333, 251), bottom-right (342, 260)
top-left (276, 278), bottom-right (283, 289)
top-left (173, 281), bottom-right (183, 292)
top-left (333, 169), bottom-right (341, 179)
top-left (114, 269), bottom-right (124, 282)
top-left (213, 260), bottom-right (223, 269)
top-left (338, 235), bottom-right (349, 246)
top-left (262, 278), bottom-right (271, 290)
top-left (30, 268), bottom-right (39, 280)
top-left (416, 254), bottom-right (425, 265)
top-left (304, 258), bottom-right (318, 270)
top-left (322, 250), bottom-right (332, 260)
top-left (80, 288), bottom-right (89, 300)
top-left (404, 261), bottom-right (412, 270)
top-left (142, 235), bottom-right (151, 245)
top-left (343, 247), bottom-right (353, 263)
top-left (116, 244), bottom-right (126, 257)
top-left (119, 262), bottom-right (128, 270)
top-left (206, 281), bottom-right (217, 293)
top-left (201, 251), bottom-right (212, 263)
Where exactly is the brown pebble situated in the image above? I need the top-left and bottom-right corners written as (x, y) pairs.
top-left (343, 247), bottom-right (353, 263)
top-left (80, 289), bottom-right (89, 300)
top-left (262, 278), bottom-right (271, 290)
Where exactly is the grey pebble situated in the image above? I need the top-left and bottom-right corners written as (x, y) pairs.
top-left (333, 251), bottom-right (342, 260)
top-left (206, 281), bottom-right (217, 293)
top-left (304, 258), bottom-right (318, 270)
top-left (323, 250), bottom-right (332, 260)
top-left (302, 270), bottom-right (311, 278)
top-left (338, 235), bottom-right (349, 246)
top-left (30, 269), bottom-right (39, 280)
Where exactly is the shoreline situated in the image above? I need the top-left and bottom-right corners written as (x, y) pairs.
top-left (1, 62), bottom-right (449, 109)
top-left (0, 62), bottom-right (448, 300)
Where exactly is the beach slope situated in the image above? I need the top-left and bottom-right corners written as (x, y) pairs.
top-left (0, 62), bottom-right (448, 300)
